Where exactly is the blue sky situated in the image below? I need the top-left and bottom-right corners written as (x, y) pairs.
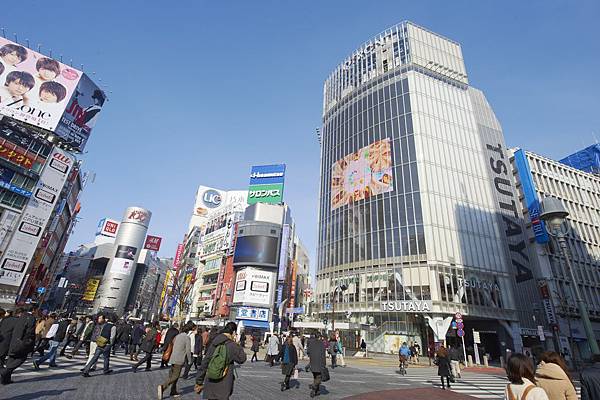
top-left (2, 1), bottom-right (599, 268)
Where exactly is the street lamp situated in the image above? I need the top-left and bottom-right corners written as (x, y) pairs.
top-left (540, 197), bottom-right (600, 356)
top-left (331, 284), bottom-right (348, 333)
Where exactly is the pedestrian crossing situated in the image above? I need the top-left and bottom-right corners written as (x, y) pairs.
top-left (380, 366), bottom-right (581, 399)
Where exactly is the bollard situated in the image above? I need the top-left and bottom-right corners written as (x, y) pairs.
top-left (483, 355), bottom-right (489, 367)
top-left (500, 356), bottom-right (505, 369)
top-left (467, 355), bottom-right (473, 367)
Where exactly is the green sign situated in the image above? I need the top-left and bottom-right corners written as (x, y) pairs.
top-left (247, 183), bottom-right (284, 205)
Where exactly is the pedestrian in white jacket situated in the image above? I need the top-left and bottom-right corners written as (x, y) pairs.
top-left (504, 354), bottom-right (549, 400)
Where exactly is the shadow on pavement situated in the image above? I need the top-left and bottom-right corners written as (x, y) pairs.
top-left (5, 388), bottom-right (76, 400)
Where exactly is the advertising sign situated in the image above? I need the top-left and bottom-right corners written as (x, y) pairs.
top-left (82, 277), bottom-right (101, 301)
top-left (173, 243), bottom-right (184, 270)
top-left (144, 235), bottom-right (162, 251)
top-left (247, 164), bottom-right (286, 205)
top-left (233, 235), bottom-right (279, 267)
top-left (277, 225), bottom-right (290, 281)
top-left (0, 37), bottom-right (82, 132)
top-left (232, 267), bottom-right (274, 306)
top-left (514, 149), bottom-right (549, 244)
top-left (0, 165), bottom-right (31, 197)
top-left (109, 245), bottom-right (138, 275)
top-left (331, 138), bottom-right (393, 210)
top-left (0, 147), bottom-right (74, 287)
top-left (0, 210), bottom-right (18, 257)
top-left (96, 218), bottom-right (119, 238)
top-left (55, 74), bottom-right (106, 152)
top-left (0, 142), bottom-right (35, 169)
top-left (236, 306), bottom-right (269, 321)
top-left (380, 300), bottom-right (432, 312)
top-left (289, 260), bottom-right (298, 309)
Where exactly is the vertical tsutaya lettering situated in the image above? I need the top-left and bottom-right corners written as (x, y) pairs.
top-left (487, 142), bottom-right (533, 283)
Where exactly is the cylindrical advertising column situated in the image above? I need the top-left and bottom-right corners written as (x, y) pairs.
top-left (93, 207), bottom-right (151, 315)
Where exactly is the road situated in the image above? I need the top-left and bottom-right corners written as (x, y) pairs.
top-left (1, 349), bottom-right (576, 400)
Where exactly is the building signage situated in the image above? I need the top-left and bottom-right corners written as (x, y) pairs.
top-left (236, 306), bottom-right (269, 322)
top-left (202, 189), bottom-right (222, 208)
top-left (109, 245), bottom-right (138, 275)
top-left (173, 243), bottom-right (184, 270)
top-left (486, 143), bottom-right (533, 283)
top-left (96, 218), bottom-right (119, 238)
top-left (538, 280), bottom-right (558, 326)
top-left (233, 267), bottom-right (275, 306)
top-left (247, 164), bottom-right (286, 205)
top-left (0, 210), bottom-right (19, 258)
top-left (0, 166), bottom-right (31, 197)
top-left (0, 148), bottom-right (75, 287)
top-left (144, 235), bottom-right (162, 251)
top-left (513, 149), bottom-right (549, 244)
top-left (0, 37), bottom-right (82, 132)
top-left (380, 300), bottom-right (432, 312)
top-left (0, 142), bottom-right (35, 169)
top-left (457, 277), bottom-right (500, 292)
top-left (278, 225), bottom-right (290, 282)
top-left (125, 208), bottom-right (150, 227)
top-left (82, 277), bottom-right (100, 301)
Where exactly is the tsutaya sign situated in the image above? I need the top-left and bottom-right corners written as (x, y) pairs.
top-left (381, 300), bottom-right (432, 312)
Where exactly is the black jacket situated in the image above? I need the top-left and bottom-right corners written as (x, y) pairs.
top-left (193, 332), bottom-right (203, 355)
top-left (9, 313), bottom-right (36, 356)
top-left (140, 328), bottom-right (157, 353)
top-left (581, 362), bottom-right (600, 400)
top-left (280, 343), bottom-right (298, 376)
top-left (306, 337), bottom-right (327, 373)
top-left (163, 327), bottom-right (179, 348)
top-left (53, 319), bottom-right (71, 342)
top-left (120, 323), bottom-right (132, 341)
top-left (0, 316), bottom-right (17, 357)
top-left (436, 355), bottom-right (452, 377)
top-left (131, 324), bottom-right (144, 345)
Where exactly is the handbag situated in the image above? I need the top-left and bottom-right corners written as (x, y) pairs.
top-left (449, 374), bottom-right (455, 383)
top-left (162, 342), bottom-right (173, 361)
top-left (96, 336), bottom-right (109, 348)
top-left (321, 367), bottom-right (330, 382)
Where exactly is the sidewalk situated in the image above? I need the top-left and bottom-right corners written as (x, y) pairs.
top-left (343, 387), bottom-right (480, 400)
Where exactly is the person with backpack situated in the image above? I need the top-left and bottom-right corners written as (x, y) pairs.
top-left (505, 353), bottom-right (549, 400)
top-left (161, 323), bottom-right (179, 368)
top-left (194, 321), bottom-right (246, 400)
top-left (66, 315), bottom-right (94, 358)
top-left (81, 313), bottom-right (117, 377)
top-left (158, 321), bottom-right (193, 399)
top-left (132, 321), bottom-right (159, 372)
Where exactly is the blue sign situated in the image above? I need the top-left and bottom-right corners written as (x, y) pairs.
top-left (249, 164), bottom-right (286, 186)
top-left (0, 167), bottom-right (32, 197)
top-left (514, 149), bottom-right (549, 244)
top-left (236, 306), bottom-right (269, 322)
top-left (286, 306), bottom-right (305, 314)
top-left (37, 287), bottom-right (46, 294)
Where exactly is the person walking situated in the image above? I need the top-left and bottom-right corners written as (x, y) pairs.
top-left (307, 332), bottom-right (327, 398)
top-left (33, 315), bottom-right (46, 356)
top-left (0, 309), bottom-right (17, 367)
top-left (505, 353), bottom-right (549, 400)
top-left (66, 316), bottom-right (94, 358)
top-left (239, 331), bottom-right (246, 348)
top-left (250, 335), bottom-right (260, 362)
top-left (182, 323), bottom-right (198, 379)
top-left (160, 323), bottom-right (179, 368)
top-left (435, 346), bottom-right (453, 390)
top-left (130, 320), bottom-right (145, 361)
top-left (158, 321), bottom-right (193, 399)
top-left (192, 325), bottom-right (203, 370)
top-left (360, 338), bottom-right (367, 357)
top-left (121, 321), bottom-right (132, 356)
top-left (449, 345), bottom-right (462, 379)
top-left (35, 313), bottom-right (55, 356)
top-left (194, 321), bottom-right (246, 400)
top-left (292, 333), bottom-right (305, 361)
top-left (32, 315), bottom-right (63, 369)
top-left (132, 321), bottom-right (159, 372)
top-left (580, 354), bottom-right (600, 400)
top-left (328, 335), bottom-right (338, 369)
top-left (81, 314), bottom-right (117, 377)
top-left (535, 351), bottom-right (577, 400)
top-left (267, 333), bottom-right (279, 367)
top-left (280, 335), bottom-right (298, 391)
top-left (0, 307), bottom-right (36, 384)
top-left (58, 318), bottom-right (77, 357)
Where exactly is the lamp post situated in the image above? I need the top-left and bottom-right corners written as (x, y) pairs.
top-left (331, 284), bottom-right (348, 334)
top-left (540, 197), bottom-right (600, 356)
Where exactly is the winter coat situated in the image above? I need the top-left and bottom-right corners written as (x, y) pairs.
top-left (267, 335), bottom-right (280, 356)
top-left (196, 333), bottom-right (247, 400)
top-left (328, 340), bottom-right (337, 355)
top-left (0, 316), bottom-right (17, 357)
top-left (436, 355), bottom-right (452, 377)
top-left (535, 361), bottom-right (577, 400)
top-left (119, 323), bottom-right (132, 342)
top-left (307, 337), bottom-right (327, 373)
top-left (580, 362), bottom-right (600, 400)
top-left (140, 328), bottom-right (157, 353)
top-left (131, 324), bottom-right (144, 345)
top-left (35, 319), bottom-right (46, 336)
top-left (169, 332), bottom-right (191, 366)
top-left (505, 378), bottom-right (550, 400)
top-left (250, 339), bottom-right (260, 352)
top-left (9, 313), bottom-right (36, 356)
top-left (163, 327), bottom-right (179, 348)
top-left (280, 343), bottom-right (298, 376)
top-left (193, 332), bottom-right (203, 355)
top-left (292, 335), bottom-right (304, 358)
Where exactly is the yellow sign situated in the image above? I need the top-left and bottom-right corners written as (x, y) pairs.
top-left (82, 278), bottom-right (101, 301)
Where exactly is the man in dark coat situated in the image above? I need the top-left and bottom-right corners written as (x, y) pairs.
top-left (120, 321), bottom-right (132, 355)
top-left (0, 311), bottom-right (17, 368)
top-left (0, 307), bottom-right (35, 384)
top-left (581, 354), bottom-right (600, 400)
top-left (160, 323), bottom-right (179, 368)
top-left (133, 322), bottom-right (158, 372)
top-left (195, 322), bottom-right (246, 400)
top-left (130, 320), bottom-right (145, 361)
top-left (307, 332), bottom-right (327, 397)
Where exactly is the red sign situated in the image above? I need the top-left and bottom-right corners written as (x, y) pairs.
top-left (144, 235), bottom-right (162, 251)
top-left (104, 220), bottom-right (118, 235)
top-left (173, 243), bottom-right (184, 270)
top-left (0, 143), bottom-right (34, 169)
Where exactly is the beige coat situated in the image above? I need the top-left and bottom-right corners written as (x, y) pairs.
top-left (535, 361), bottom-right (578, 400)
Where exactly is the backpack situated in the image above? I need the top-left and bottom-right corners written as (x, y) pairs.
top-left (207, 342), bottom-right (229, 380)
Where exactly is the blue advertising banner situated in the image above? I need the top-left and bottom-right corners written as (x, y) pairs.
top-left (514, 149), bottom-right (549, 244)
top-left (249, 164), bottom-right (286, 186)
top-left (0, 166), bottom-right (32, 197)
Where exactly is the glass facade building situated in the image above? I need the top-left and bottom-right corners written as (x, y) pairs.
top-left (317, 22), bottom-right (537, 356)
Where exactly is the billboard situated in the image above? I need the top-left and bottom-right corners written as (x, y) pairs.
top-left (0, 148), bottom-right (75, 287)
top-left (247, 164), bottom-right (286, 205)
top-left (277, 225), bottom-right (290, 281)
top-left (82, 277), bottom-right (101, 301)
top-left (110, 245), bottom-right (138, 275)
top-left (331, 138), bottom-right (393, 210)
top-left (0, 165), bottom-right (31, 197)
top-left (55, 74), bottom-right (106, 152)
top-left (96, 218), bottom-right (119, 238)
top-left (232, 267), bottom-right (275, 306)
top-left (0, 141), bottom-right (36, 170)
top-left (0, 37), bottom-right (81, 132)
top-left (236, 306), bottom-right (269, 322)
top-left (514, 149), bottom-right (549, 244)
top-left (144, 235), bottom-right (162, 251)
top-left (173, 243), bottom-right (184, 270)
top-left (233, 235), bottom-right (279, 267)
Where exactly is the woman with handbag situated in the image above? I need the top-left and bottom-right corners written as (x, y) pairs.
top-left (279, 336), bottom-right (298, 391)
top-left (435, 346), bottom-right (453, 390)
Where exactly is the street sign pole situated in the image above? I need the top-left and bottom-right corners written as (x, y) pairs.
top-left (461, 335), bottom-right (467, 364)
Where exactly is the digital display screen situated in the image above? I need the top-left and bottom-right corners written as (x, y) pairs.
top-left (233, 235), bottom-right (278, 266)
